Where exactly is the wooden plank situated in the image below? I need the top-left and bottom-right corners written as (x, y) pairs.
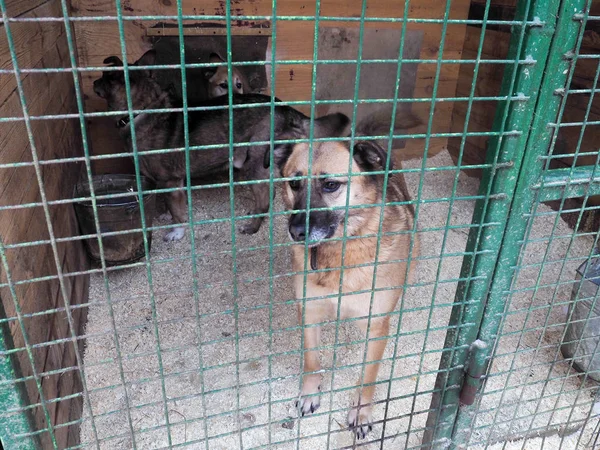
top-left (2, 217), bottom-right (62, 353)
top-left (470, 0), bottom-right (518, 7)
top-left (581, 28), bottom-right (600, 54)
top-left (0, 169), bottom-right (82, 449)
top-left (54, 366), bottom-right (81, 447)
top-left (48, 212), bottom-right (88, 449)
top-left (0, 0), bottom-right (66, 107)
top-left (552, 11), bottom-right (600, 181)
top-left (71, 0), bottom-right (461, 20)
top-left (0, 37), bottom-right (74, 167)
top-left (64, 246), bottom-right (88, 448)
top-left (146, 21), bottom-right (272, 36)
top-left (0, 149), bottom-right (80, 288)
top-left (31, 172), bottom-right (85, 450)
top-left (5, 0), bottom-right (51, 18)
top-left (0, 53), bottom-right (77, 223)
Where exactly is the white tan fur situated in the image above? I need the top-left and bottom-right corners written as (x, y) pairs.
top-left (205, 52), bottom-right (246, 98)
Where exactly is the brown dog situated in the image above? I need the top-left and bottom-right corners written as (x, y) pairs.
top-left (268, 114), bottom-right (420, 438)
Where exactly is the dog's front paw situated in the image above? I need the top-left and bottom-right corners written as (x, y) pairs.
top-left (296, 378), bottom-right (321, 416)
top-left (164, 227), bottom-right (185, 242)
top-left (347, 405), bottom-right (373, 439)
top-left (296, 392), bottom-right (320, 416)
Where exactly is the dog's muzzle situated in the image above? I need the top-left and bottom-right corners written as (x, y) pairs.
top-left (93, 80), bottom-right (106, 99)
top-left (288, 213), bottom-right (336, 244)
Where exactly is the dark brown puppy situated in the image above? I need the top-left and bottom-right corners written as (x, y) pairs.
top-left (94, 50), bottom-right (349, 241)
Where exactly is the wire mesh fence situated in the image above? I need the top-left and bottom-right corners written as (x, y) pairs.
top-left (0, 0), bottom-right (599, 449)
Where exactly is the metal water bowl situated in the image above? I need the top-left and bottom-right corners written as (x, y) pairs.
top-left (73, 175), bottom-right (156, 266)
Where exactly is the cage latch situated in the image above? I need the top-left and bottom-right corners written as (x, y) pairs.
top-left (459, 339), bottom-right (488, 406)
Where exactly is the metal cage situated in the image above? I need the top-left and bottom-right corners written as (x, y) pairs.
top-left (0, 0), bottom-right (599, 448)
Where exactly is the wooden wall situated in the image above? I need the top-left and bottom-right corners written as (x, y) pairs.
top-left (70, 0), bottom-right (472, 174)
top-left (0, 0), bottom-right (89, 447)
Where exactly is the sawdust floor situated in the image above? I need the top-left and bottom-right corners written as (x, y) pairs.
top-left (80, 150), bottom-right (599, 449)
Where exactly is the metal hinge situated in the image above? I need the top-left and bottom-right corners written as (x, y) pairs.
top-left (459, 339), bottom-right (488, 406)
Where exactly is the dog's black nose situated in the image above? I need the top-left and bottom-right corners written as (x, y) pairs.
top-left (289, 214), bottom-right (306, 241)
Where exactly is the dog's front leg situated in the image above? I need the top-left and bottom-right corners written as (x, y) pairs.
top-left (163, 179), bottom-right (187, 242)
top-left (296, 301), bottom-right (323, 416)
top-left (239, 150), bottom-right (271, 235)
top-left (240, 180), bottom-right (270, 235)
top-left (348, 316), bottom-right (390, 439)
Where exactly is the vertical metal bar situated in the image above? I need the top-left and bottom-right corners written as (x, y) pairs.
top-left (223, 2), bottom-right (244, 448)
top-left (442, 0), bottom-right (591, 446)
top-left (378, 0), bottom-right (415, 445)
top-left (393, 0), bottom-right (457, 443)
top-left (266, 1), bottom-right (279, 447)
top-left (413, 0), bottom-right (493, 443)
top-left (326, 0), bottom-right (368, 447)
top-left (295, 0), bottom-right (322, 446)
top-left (174, 2), bottom-right (211, 448)
top-left (422, 0), bottom-right (568, 445)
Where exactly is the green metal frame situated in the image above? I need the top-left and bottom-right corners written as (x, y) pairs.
top-left (424, 0), bottom-right (596, 446)
top-left (0, 0), bottom-right (599, 448)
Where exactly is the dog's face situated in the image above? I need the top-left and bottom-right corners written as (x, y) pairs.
top-left (93, 50), bottom-right (160, 111)
top-left (275, 138), bottom-right (390, 245)
top-left (204, 53), bottom-right (244, 98)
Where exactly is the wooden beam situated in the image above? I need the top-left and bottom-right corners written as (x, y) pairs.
top-left (0, 0), bottom-right (66, 107)
top-left (146, 21), bottom-right (272, 37)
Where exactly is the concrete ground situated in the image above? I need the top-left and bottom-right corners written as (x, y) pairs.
top-left (80, 149), bottom-right (599, 449)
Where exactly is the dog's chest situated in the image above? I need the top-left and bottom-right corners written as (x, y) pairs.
top-left (302, 272), bottom-right (399, 320)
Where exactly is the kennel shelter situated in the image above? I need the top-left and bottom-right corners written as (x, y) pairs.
top-left (1, 0), bottom-right (600, 448)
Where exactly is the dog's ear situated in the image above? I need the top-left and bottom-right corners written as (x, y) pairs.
top-left (101, 56), bottom-right (124, 81)
top-left (103, 56), bottom-right (123, 66)
top-left (264, 143), bottom-right (293, 169)
top-left (133, 50), bottom-right (157, 77)
top-left (353, 140), bottom-right (393, 172)
top-left (209, 52), bottom-right (225, 63)
top-left (313, 113), bottom-right (350, 137)
top-left (205, 53), bottom-right (224, 79)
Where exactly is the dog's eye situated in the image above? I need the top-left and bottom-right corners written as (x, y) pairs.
top-left (219, 82), bottom-right (228, 89)
top-left (289, 179), bottom-right (301, 191)
top-left (322, 181), bottom-right (341, 193)
top-left (235, 82), bottom-right (242, 89)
